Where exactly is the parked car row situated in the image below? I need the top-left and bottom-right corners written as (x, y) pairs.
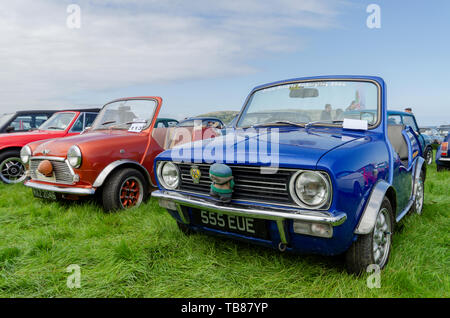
top-left (0, 75), bottom-right (442, 274)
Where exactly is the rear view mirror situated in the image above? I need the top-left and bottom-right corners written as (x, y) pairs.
top-left (289, 87), bottom-right (319, 98)
top-left (6, 126), bottom-right (14, 133)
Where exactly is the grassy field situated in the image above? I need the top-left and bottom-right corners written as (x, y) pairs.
top-left (0, 161), bottom-right (448, 298)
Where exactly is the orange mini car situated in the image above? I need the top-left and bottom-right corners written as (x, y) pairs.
top-left (22, 97), bottom-right (215, 211)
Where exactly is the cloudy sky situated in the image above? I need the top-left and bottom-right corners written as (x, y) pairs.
top-left (0, 0), bottom-right (448, 125)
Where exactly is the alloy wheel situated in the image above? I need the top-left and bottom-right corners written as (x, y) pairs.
top-left (119, 177), bottom-right (143, 208)
top-left (372, 208), bottom-right (392, 267)
top-left (415, 177), bottom-right (424, 214)
top-left (0, 157), bottom-right (26, 184)
top-left (426, 150), bottom-right (433, 165)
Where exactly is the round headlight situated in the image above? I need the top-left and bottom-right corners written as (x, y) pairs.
top-left (292, 171), bottom-right (330, 208)
top-left (20, 146), bottom-right (32, 164)
top-left (67, 145), bottom-right (82, 169)
top-left (158, 162), bottom-right (180, 190)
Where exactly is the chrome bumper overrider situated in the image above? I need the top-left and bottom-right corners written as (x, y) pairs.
top-left (24, 180), bottom-right (95, 196)
top-left (153, 190), bottom-right (347, 243)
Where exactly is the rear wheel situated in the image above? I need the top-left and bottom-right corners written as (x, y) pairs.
top-left (346, 197), bottom-right (394, 274)
top-left (411, 170), bottom-right (425, 214)
top-left (424, 148), bottom-right (433, 165)
top-left (0, 150), bottom-right (26, 184)
top-left (102, 168), bottom-right (148, 212)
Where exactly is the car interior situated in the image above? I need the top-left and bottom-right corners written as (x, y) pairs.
top-left (387, 124), bottom-right (410, 166)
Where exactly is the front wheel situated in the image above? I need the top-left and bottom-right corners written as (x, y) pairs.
top-left (101, 168), bottom-right (148, 212)
top-left (346, 197), bottom-right (394, 274)
top-left (0, 150), bottom-right (27, 184)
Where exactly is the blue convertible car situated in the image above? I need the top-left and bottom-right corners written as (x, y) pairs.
top-left (152, 76), bottom-right (426, 273)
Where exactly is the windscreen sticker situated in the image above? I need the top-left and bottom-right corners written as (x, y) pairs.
top-left (128, 119), bottom-right (147, 133)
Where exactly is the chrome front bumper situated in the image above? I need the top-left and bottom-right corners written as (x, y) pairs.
top-left (24, 180), bottom-right (96, 196)
top-left (152, 190), bottom-right (347, 243)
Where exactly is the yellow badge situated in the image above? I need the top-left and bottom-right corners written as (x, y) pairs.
top-left (190, 166), bottom-right (202, 184)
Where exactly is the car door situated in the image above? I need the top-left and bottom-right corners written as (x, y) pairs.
top-left (402, 114), bottom-right (425, 152)
top-left (389, 124), bottom-right (421, 216)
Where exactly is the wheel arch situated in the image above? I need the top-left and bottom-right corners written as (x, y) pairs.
top-left (354, 180), bottom-right (395, 235)
top-left (93, 160), bottom-right (153, 189)
top-left (0, 146), bottom-right (22, 155)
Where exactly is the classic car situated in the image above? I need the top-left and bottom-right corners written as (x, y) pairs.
top-left (0, 109), bottom-right (99, 184)
top-left (420, 127), bottom-right (444, 145)
top-left (0, 110), bottom-right (57, 133)
top-left (344, 110), bottom-right (434, 165)
top-left (22, 97), bottom-right (208, 211)
top-left (155, 118), bottom-right (179, 128)
top-left (167, 117), bottom-right (223, 149)
top-left (152, 76), bottom-right (426, 273)
top-left (177, 117), bottom-right (225, 129)
top-left (436, 133), bottom-right (449, 171)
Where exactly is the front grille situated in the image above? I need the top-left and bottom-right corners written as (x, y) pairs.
top-left (30, 159), bottom-right (74, 185)
top-left (177, 163), bottom-right (295, 206)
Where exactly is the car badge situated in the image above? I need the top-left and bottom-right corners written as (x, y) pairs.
top-left (209, 163), bottom-right (234, 203)
top-left (190, 166), bottom-right (202, 184)
top-left (42, 149), bottom-right (50, 155)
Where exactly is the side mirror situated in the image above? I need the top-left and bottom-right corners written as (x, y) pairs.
top-left (5, 126), bottom-right (14, 133)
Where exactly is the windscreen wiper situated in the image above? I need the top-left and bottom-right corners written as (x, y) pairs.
top-left (100, 120), bottom-right (116, 126)
top-left (252, 121), bottom-right (306, 128)
top-left (305, 120), bottom-right (343, 129)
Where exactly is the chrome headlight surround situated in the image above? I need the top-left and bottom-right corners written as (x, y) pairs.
top-left (67, 145), bottom-right (82, 169)
top-left (289, 170), bottom-right (332, 210)
top-left (20, 146), bottom-right (32, 164)
top-left (157, 161), bottom-right (180, 190)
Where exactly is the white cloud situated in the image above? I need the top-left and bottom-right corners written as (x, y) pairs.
top-left (0, 0), bottom-right (342, 112)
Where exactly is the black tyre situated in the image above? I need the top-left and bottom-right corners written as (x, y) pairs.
top-left (0, 150), bottom-right (27, 184)
top-left (101, 168), bottom-right (148, 212)
top-left (410, 170), bottom-right (424, 214)
top-left (346, 197), bottom-right (394, 274)
top-left (424, 148), bottom-right (433, 165)
top-left (177, 222), bottom-right (195, 235)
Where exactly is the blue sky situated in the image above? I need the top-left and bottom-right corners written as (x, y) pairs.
top-left (0, 0), bottom-right (448, 126)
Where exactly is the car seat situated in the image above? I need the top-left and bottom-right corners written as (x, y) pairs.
top-left (387, 124), bottom-right (409, 166)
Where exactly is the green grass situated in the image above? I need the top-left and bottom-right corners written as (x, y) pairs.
top-left (0, 161), bottom-right (448, 298)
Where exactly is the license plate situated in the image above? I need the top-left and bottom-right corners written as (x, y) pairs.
top-left (192, 209), bottom-right (269, 240)
top-left (32, 189), bottom-right (57, 201)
